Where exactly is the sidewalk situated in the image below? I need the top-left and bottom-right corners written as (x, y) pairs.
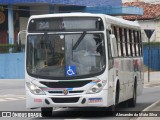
top-left (144, 71), bottom-right (160, 87)
top-left (134, 71), bottom-right (160, 120)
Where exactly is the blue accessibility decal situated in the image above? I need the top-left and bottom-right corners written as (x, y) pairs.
top-left (66, 66), bottom-right (76, 76)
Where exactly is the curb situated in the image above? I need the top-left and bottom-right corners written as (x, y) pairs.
top-left (144, 82), bottom-right (160, 87)
top-left (144, 83), bottom-right (160, 88)
top-left (136, 100), bottom-right (160, 120)
top-left (142, 100), bottom-right (160, 112)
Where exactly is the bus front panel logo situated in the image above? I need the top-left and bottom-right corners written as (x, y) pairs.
top-left (63, 89), bottom-right (68, 95)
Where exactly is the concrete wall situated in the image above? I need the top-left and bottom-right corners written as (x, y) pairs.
top-left (30, 5), bottom-right (50, 15)
top-left (122, 0), bottom-right (160, 4)
top-left (156, 20), bottom-right (160, 41)
top-left (0, 53), bottom-right (25, 79)
top-left (145, 0), bottom-right (160, 4)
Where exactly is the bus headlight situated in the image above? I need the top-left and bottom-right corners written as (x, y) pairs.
top-left (26, 82), bottom-right (46, 95)
top-left (87, 80), bottom-right (107, 94)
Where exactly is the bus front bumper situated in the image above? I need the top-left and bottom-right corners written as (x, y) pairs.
top-left (26, 89), bottom-right (110, 109)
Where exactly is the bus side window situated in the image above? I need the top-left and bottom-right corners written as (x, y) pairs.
top-left (116, 27), bottom-right (122, 57)
top-left (107, 30), bottom-right (113, 69)
top-left (137, 31), bottom-right (142, 56)
top-left (113, 26), bottom-right (119, 57)
top-left (133, 30), bottom-right (137, 56)
top-left (119, 28), bottom-right (124, 57)
top-left (135, 31), bottom-right (139, 56)
top-left (124, 28), bottom-right (129, 56)
top-left (129, 30), bottom-right (133, 56)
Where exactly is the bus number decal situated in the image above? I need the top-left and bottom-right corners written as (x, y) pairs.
top-left (38, 22), bottom-right (49, 29)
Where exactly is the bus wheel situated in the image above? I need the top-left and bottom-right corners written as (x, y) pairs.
top-left (115, 83), bottom-right (120, 108)
top-left (107, 104), bottom-right (115, 115)
top-left (128, 81), bottom-right (137, 107)
top-left (41, 107), bottom-right (53, 117)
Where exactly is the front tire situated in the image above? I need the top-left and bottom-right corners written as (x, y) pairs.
top-left (41, 107), bottom-right (53, 117)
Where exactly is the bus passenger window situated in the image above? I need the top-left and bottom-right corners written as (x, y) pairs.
top-left (124, 28), bottom-right (128, 56)
top-left (113, 26), bottom-right (119, 57)
top-left (107, 30), bottom-right (113, 69)
top-left (129, 30), bottom-right (133, 56)
top-left (119, 28), bottom-right (124, 57)
top-left (137, 31), bottom-right (142, 56)
top-left (133, 30), bottom-right (137, 56)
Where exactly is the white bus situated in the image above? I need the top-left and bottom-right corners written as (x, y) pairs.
top-left (24, 13), bottom-right (144, 117)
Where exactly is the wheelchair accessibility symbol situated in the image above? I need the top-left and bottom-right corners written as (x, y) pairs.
top-left (66, 66), bottom-right (76, 76)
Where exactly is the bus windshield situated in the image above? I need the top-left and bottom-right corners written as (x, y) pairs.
top-left (27, 33), bottom-right (106, 79)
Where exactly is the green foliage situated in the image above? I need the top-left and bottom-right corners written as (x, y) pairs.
top-left (0, 44), bottom-right (25, 53)
top-left (142, 42), bottom-right (160, 47)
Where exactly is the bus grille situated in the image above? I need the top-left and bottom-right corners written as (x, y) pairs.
top-left (40, 80), bottom-right (92, 88)
top-left (51, 97), bottom-right (80, 103)
top-left (48, 90), bottom-right (84, 94)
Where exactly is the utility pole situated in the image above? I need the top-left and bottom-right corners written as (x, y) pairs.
top-left (144, 29), bottom-right (154, 82)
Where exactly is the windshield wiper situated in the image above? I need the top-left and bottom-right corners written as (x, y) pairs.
top-left (72, 31), bottom-right (86, 50)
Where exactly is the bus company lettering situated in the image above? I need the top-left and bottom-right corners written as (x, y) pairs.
top-left (88, 98), bottom-right (102, 103)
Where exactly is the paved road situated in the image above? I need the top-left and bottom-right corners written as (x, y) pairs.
top-left (0, 79), bottom-right (160, 119)
top-left (0, 80), bottom-right (25, 95)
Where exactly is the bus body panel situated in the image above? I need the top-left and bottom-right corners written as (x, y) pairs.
top-left (113, 57), bottom-right (143, 103)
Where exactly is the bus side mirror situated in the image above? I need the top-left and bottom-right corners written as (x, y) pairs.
top-left (16, 39), bottom-right (21, 52)
top-left (17, 30), bottom-right (26, 52)
top-left (110, 34), bottom-right (118, 57)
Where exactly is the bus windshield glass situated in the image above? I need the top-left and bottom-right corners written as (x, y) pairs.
top-left (28, 17), bottom-right (104, 32)
top-left (27, 33), bottom-right (106, 79)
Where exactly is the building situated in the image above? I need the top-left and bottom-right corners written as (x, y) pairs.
top-left (123, 0), bottom-right (144, 2)
top-left (122, 0), bottom-right (160, 3)
top-left (0, 0), bottom-right (143, 45)
top-left (123, 2), bottom-right (160, 42)
top-left (144, 0), bottom-right (160, 4)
